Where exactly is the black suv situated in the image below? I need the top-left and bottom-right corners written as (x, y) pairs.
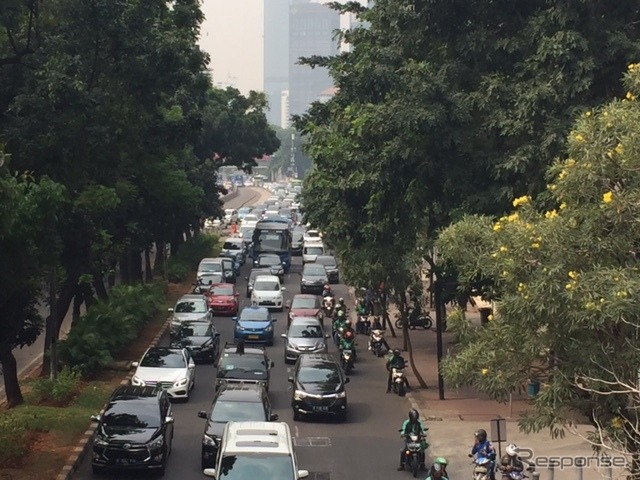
top-left (197, 384), bottom-right (279, 469)
top-left (289, 353), bottom-right (349, 422)
top-left (215, 342), bottom-right (274, 391)
top-left (170, 320), bottom-right (221, 364)
top-left (91, 385), bottom-right (174, 475)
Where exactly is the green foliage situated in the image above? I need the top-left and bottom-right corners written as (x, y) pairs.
top-left (446, 307), bottom-right (474, 344)
top-left (59, 283), bottom-right (164, 375)
top-left (166, 258), bottom-right (191, 283)
top-left (166, 233), bottom-right (220, 282)
top-left (31, 367), bottom-right (82, 405)
top-left (0, 414), bottom-right (29, 467)
top-left (437, 66), bottom-right (640, 457)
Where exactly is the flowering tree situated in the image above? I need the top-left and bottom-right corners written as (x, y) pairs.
top-left (436, 65), bottom-right (640, 475)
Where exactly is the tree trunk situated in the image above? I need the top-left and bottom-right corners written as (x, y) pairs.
top-left (405, 322), bottom-right (428, 389)
top-left (93, 271), bottom-right (108, 301)
top-left (154, 240), bottom-right (166, 279)
top-left (42, 273), bottom-right (77, 377)
top-left (72, 294), bottom-right (82, 325)
top-left (107, 260), bottom-right (117, 288)
top-left (144, 248), bottom-right (153, 283)
top-left (0, 344), bottom-right (23, 408)
top-left (119, 253), bottom-right (130, 284)
top-left (129, 249), bottom-right (143, 283)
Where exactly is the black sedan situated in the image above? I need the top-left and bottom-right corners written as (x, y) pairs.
top-left (315, 255), bottom-right (339, 284)
top-left (253, 253), bottom-right (285, 281)
top-left (300, 263), bottom-right (329, 294)
top-left (170, 321), bottom-right (220, 364)
top-left (289, 353), bottom-right (349, 422)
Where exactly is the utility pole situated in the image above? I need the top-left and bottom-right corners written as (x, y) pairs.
top-left (434, 280), bottom-right (445, 399)
top-left (48, 266), bottom-right (58, 379)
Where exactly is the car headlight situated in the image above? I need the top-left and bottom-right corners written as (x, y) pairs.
top-left (131, 375), bottom-right (145, 386)
top-left (237, 325), bottom-right (245, 331)
top-left (293, 389), bottom-right (308, 400)
top-left (334, 390), bottom-right (347, 398)
top-left (314, 343), bottom-right (326, 351)
top-left (148, 436), bottom-right (164, 449)
top-left (174, 377), bottom-right (188, 387)
top-left (203, 434), bottom-right (219, 447)
top-left (265, 325), bottom-right (273, 332)
top-left (94, 435), bottom-right (109, 447)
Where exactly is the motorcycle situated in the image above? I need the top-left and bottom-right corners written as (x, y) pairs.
top-left (192, 281), bottom-right (212, 296)
top-left (401, 432), bottom-right (426, 477)
top-left (340, 344), bottom-right (355, 373)
top-left (500, 464), bottom-right (536, 480)
top-left (394, 307), bottom-right (433, 330)
top-left (356, 314), bottom-right (371, 335)
top-left (370, 329), bottom-right (387, 357)
top-left (322, 295), bottom-right (335, 316)
top-left (471, 453), bottom-right (495, 480)
top-left (391, 366), bottom-right (408, 396)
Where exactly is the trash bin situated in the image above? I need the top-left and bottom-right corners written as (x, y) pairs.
top-left (527, 380), bottom-right (540, 397)
top-left (479, 308), bottom-right (492, 326)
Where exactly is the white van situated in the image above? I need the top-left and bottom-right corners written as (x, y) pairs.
top-left (251, 275), bottom-right (285, 311)
top-left (302, 244), bottom-right (325, 264)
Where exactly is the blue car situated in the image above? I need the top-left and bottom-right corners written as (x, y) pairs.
top-left (233, 306), bottom-right (276, 345)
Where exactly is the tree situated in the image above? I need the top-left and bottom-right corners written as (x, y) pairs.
top-left (436, 65), bottom-right (640, 476)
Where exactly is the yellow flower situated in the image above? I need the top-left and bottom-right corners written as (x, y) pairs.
top-left (611, 416), bottom-right (624, 429)
top-left (547, 184), bottom-right (557, 191)
top-left (502, 270), bottom-right (509, 277)
top-left (585, 302), bottom-right (596, 310)
top-left (585, 111), bottom-right (592, 117)
top-left (559, 202), bottom-right (567, 210)
top-left (481, 368), bottom-right (489, 376)
top-left (512, 195), bottom-right (531, 207)
top-left (531, 242), bottom-right (540, 249)
top-left (493, 223), bottom-right (502, 232)
top-left (626, 91), bottom-right (636, 101)
top-left (574, 134), bottom-right (585, 142)
top-left (615, 143), bottom-right (624, 155)
top-left (499, 246), bottom-right (508, 252)
top-left (487, 314), bottom-right (493, 321)
top-left (491, 252), bottom-right (498, 258)
top-left (603, 191), bottom-right (613, 204)
top-left (607, 151), bottom-right (614, 159)
top-left (568, 271), bottom-right (579, 279)
top-left (558, 170), bottom-right (568, 180)
top-left (566, 283), bottom-right (573, 290)
top-left (506, 213), bottom-right (519, 222)
top-left (545, 210), bottom-right (558, 219)
top-left (566, 158), bottom-right (576, 166)
top-left (616, 291), bottom-right (628, 298)
top-left (517, 283), bottom-right (526, 292)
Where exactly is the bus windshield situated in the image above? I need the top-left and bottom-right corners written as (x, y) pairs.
top-left (255, 231), bottom-right (287, 252)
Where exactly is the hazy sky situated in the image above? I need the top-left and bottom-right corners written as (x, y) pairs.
top-left (199, 0), bottom-right (364, 96)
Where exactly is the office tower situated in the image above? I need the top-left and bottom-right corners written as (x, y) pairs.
top-left (263, 0), bottom-right (290, 126)
top-left (280, 90), bottom-right (291, 128)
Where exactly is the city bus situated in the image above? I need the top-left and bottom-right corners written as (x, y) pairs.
top-left (251, 220), bottom-right (292, 272)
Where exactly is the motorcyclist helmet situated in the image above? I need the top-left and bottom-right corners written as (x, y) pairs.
top-left (344, 330), bottom-right (354, 340)
top-left (393, 348), bottom-right (401, 356)
top-left (337, 310), bottom-right (345, 318)
top-left (474, 429), bottom-right (487, 443)
top-left (408, 408), bottom-right (419, 422)
top-left (434, 457), bottom-right (448, 467)
top-left (506, 443), bottom-right (518, 456)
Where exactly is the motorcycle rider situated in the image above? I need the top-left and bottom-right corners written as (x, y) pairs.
top-left (425, 462), bottom-right (448, 480)
top-left (337, 297), bottom-right (347, 313)
top-left (322, 284), bottom-right (334, 298)
top-left (499, 444), bottom-right (524, 479)
top-left (386, 348), bottom-right (408, 393)
top-left (339, 322), bottom-right (357, 359)
top-left (397, 408), bottom-right (428, 471)
top-left (332, 310), bottom-right (348, 345)
top-left (432, 457), bottom-right (449, 478)
top-left (355, 298), bottom-right (370, 334)
top-left (471, 429), bottom-right (497, 480)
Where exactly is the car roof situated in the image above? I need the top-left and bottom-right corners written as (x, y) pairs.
top-left (110, 385), bottom-right (161, 401)
top-left (240, 306), bottom-right (269, 314)
top-left (249, 268), bottom-right (272, 277)
top-left (200, 258), bottom-right (222, 263)
top-left (145, 346), bottom-right (184, 355)
top-left (224, 238), bottom-right (244, 244)
top-left (222, 344), bottom-right (266, 356)
top-left (222, 422), bottom-right (292, 455)
top-left (315, 255), bottom-right (336, 262)
top-left (296, 353), bottom-right (338, 367)
top-left (289, 316), bottom-right (322, 326)
top-left (178, 294), bottom-right (207, 301)
top-left (254, 274), bottom-right (280, 282)
top-left (292, 294), bottom-right (319, 299)
top-left (216, 384), bottom-right (266, 402)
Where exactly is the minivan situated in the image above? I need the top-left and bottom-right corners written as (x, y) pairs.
top-left (302, 244), bottom-right (325, 264)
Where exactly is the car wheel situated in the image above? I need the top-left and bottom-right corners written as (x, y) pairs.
top-left (92, 465), bottom-right (105, 475)
top-left (293, 409), bottom-right (301, 421)
top-left (156, 458), bottom-right (166, 477)
top-left (338, 410), bottom-right (347, 422)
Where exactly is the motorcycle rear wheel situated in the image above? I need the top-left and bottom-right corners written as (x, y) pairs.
top-left (398, 382), bottom-right (406, 397)
top-left (421, 316), bottom-right (433, 329)
top-left (411, 457), bottom-right (419, 477)
top-left (394, 318), bottom-right (404, 329)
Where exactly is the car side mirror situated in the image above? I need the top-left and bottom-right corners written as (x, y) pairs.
top-left (281, 333), bottom-right (287, 338)
top-left (288, 376), bottom-right (294, 383)
top-left (285, 300), bottom-right (291, 309)
top-left (165, 416), bottom-right (174, 424)
top-left (189, 361), bottom-right (196, 369)
top-left (90, 414), bottom-right (101, 422)
top-left (272, 317), bottom-right (277, 322)
top-left (345, 377), bottom-right (350, 383)
top-left (270, 414), bottom-right (279, 421)
top-left (244, 276), bottom-right (249, 281)
top-left (232, 317), bottom-right (238, 321)
top-left (325, 334), bottom-right (331, 339)
top-left (298, 470), bottom-right (310, 479)
top-left (197, 411), bottom-right (207, 419)
top-left (281, 287), bottom-right (286, 291)
top-left (131, 362), bottom-right (139, 368)
top-left (167, 307), bottom-right (174, 312)
top-left (270, 361), bottom-right (275, 368)
top-left (203, 468), bottom-right (217, 478)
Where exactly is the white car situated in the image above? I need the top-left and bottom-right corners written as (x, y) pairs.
top-left (131, 347), bottom-right (196, 401)
top-left (303, 229), bottom-right (323, 245)
top-left (242, 214), bottom-right (260, 228)
top-left (224, 209), bottom-right (238, 224)
top-left (251, 275), bottom-right (286, 312)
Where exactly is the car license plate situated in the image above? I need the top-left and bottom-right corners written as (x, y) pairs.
top-left (313, 406), bottom-right (328, 412)
top-left (248, 335), bottom-right (260, 339)
top-left (116, 458), bottom-right (131, 465)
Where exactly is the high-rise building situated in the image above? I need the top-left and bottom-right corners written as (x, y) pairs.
top-left (263, 0), bottom-right (290, 126)
top-left (280, 90), bottom-right (290, 128)
top-left (288, 1), bottom-right (340, 117)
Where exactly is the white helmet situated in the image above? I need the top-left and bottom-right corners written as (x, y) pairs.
top-left (506, 443), bottom-right (518, 456)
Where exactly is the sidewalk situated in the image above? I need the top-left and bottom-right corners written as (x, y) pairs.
top-left (380, 300), bottom-right (624, 480)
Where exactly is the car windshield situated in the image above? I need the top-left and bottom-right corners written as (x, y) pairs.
top-left (175, 300), bottom-right (207, 313)
top-left (199, 274), bottom-right (223, 285)
top-left (305, 247), bottom-right (323, 255)
top-left (244, 215), bottom-right (258, 221)
top-left (291, 298), bottom-right (317, 309)
top-left (258, 256), bottom-right (281, 266)
top-left (219, 454), bottom-right (295, 479)
top-left (200, 263), bottom-right (222, 273)
top-left (179, 323), bottom-right (212, 336)
top-left (210, 401), bottom-right (265, 422)
top-left (241, 228), bottom-right (254, 236)
top-left (317, 257), bottom-right (336, 266)
top-left (102, 402), bottom-right (160, 429)
top-left (140, 350), bottom-right (186, 368)
top-left (223, 242), bottom-right (241, 250)
top-left (239, 308), bottom-right (269, 321)
top-left (254, 281), bottom-right (280, 291)
top-left (212, 285), bottom-right (234, 296)
top-left (293, 232), bottom-right (304, 241)
top-left (304, 265), bottom-right (326, 276)
top-left (289, 324), bottom-right (323, 338)
top-left (298, 365), bottom-right (340, 384)
top-left (219, 355), bottom-right (267, 372)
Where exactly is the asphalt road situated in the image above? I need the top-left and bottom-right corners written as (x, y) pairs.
top-left (74, 207), bottom-right (414, 480)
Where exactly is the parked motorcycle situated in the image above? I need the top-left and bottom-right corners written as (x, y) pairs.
top-left (395, 309), bottom-right (433, 330)
top-left (356, 315), bottom-right (371, 335)
top-left (370, 329), bottom-right (387, 357)
top-left (391, 367), bottom-right (407, 396)
top-left (401, 432), bottom-right (426, 478)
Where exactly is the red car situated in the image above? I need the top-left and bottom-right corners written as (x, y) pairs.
top-left (207, 283), bottom-right (240, 316)
top-left (285, 294), bottom-right (323, 326)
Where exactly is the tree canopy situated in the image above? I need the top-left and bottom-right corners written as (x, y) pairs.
top-left (437, 65), bottom-right (640, 468)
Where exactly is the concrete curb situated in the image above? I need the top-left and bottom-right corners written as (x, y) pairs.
top-left (54, 318), bottom-right (171, 480)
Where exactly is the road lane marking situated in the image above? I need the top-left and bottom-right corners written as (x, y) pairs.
top-left (293, 437), bottom-right (331, 447)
